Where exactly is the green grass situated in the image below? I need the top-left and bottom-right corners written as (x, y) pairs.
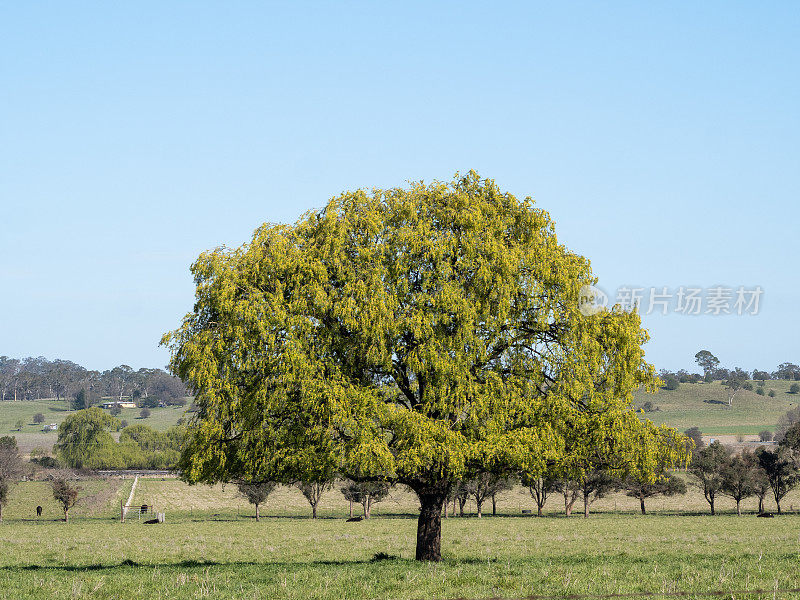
top-left (2, 509), bottom-right (800, 598)
top-left (634, 380), bottom-right (800, 435)
top-left (3, 478), bottom-right (800, 598)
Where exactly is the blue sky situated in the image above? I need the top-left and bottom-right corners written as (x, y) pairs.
top-left (2, 2), bottom-right (798, 373)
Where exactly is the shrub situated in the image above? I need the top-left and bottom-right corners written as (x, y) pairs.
top-left (759, 430), bottom-right (774, 442)
top-left (742, 382), bottom-right (753, 391)
top-left (663, 375), bottom-right (680, 391)
top-left (32, 413), bottom-right (45, 424)
top-left (139, 408), bottom-right (151, 419)
top-left (790, 384), bottom-right (800, 394)
top-left (769, 390), bottom-right (776, 398)
top-left (109, 404), bottom-right (122, 417)
top-left (756, 387), bottom-right (765, 396)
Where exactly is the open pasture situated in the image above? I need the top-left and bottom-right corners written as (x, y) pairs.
top-left (2, 479), bottom-right (800, 598)
top-left (1, 509), bottom-right (800, 599)
top-left (634, 380), bottom-right (800, 435)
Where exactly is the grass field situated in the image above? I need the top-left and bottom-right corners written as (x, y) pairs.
top-left (2, 479), bottom-right (800, 598)
top-left (634, 380), bottom-right (799, 435)
top-left (0, 399), bottom-right (189, 455)
top-left (3, 481), bottom-right (800, 599)
top-left (2, 385), bottom-right (800, 598)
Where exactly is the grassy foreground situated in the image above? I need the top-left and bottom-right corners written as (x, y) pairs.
top-left (1, 514), bottom-right (800, 599)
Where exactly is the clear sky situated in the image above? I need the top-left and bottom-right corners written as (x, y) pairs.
top-left (2, 2), bottom-right (798, 374)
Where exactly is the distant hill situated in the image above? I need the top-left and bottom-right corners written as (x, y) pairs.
top-left (634, 379), bottom-right (799, 435)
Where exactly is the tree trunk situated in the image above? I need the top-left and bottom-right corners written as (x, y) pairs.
top-left (640, 497), bottom-right (646, 515)
top-left (312, 503), bottom-right (317, 519)
top-left (583, 491), bottom-right (590, 518)
top-left (64, 508), bottom-right (69, 523)
top-left (349, 499), bottom-right (353, 518)
top-left (255, 503), bottom-right (260, 522)
top-left (776, 498), bottom-right (782, 515)
top-left (709, 496), bottom-right (715, 516)
top-left (758, 495), bottom-right (764, 513)
top-left (476, 499), bottom-right (482, 518)
top-left (415, 491), bottom-right (446, 562)
top-left (492, 494), bottom-right (497, 516)
top-left (537, 502), bottom-right (543, 517)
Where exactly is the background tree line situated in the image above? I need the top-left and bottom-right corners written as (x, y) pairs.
top-left (0, 356), bottom-right (187, 407)
top-left (656, 353), bottom-right (800, 393)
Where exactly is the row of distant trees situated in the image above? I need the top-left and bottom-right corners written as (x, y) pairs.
top-left (658, 355), bottom-right (800, 389)
top-left (225, 433), bottom-right (800, 521)
top-left (0, 356), bottom-right (187, 406)
top-left (690, 352), bottom-right (800, 382)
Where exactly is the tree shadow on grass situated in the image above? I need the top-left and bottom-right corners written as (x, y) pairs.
top-left (4, 556), bottom-right (416, 573)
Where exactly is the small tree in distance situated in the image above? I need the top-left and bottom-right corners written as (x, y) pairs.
top-left (720, 450), bottom-right (757, 516)
top-left (139, 408), bottom-right (151, 419)
top-left (757, 446), bottom-right (798, 514)
top-left (689, 441), bottom-right (730, 515)
top-left (51, 479), bottom-right (79, 522)
top-left (340, 481), bottom-right (390, 519)
top-left (522, 473), bottom-right (557, 517)
top-left (684, 427), bottom-right (704, 451)
top-left (759, 431), bottom-right (773, 442)
top-left (237, 481), bottom-right (277, 521)
top-left (695, 351), bottom-right (720, 379)
top-left (790, 383), bottom-right (800, 394)
top-left (295, 480), bottom-right (331, 519)
top-left (32, 413), bottom-right (45, 425)
top-left (624, 473), bottom-right (686, 515)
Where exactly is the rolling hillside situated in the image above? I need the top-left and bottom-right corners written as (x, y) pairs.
top-left (633, 379), bottom-right (799, 435)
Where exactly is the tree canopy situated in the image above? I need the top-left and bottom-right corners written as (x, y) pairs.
top-left (163, 172), bottom-right (682, 561)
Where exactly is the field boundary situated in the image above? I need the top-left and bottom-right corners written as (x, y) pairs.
top-left (121, 476), bottom-right (138, 520)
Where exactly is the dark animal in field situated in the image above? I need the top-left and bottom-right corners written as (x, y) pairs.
top-left (143, 518), bottom-right (160, 524)
top-left (36, 506), bottom-right (42, 518)
top-left (757, 512), bottom-right (775, 518)
top-left (346, 516), bottom-right (363, 522)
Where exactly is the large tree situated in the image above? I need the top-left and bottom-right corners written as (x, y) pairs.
top-left (694, 351), bottom-right (720, 378)
top-left (163, 172), bottom-right (667, 561)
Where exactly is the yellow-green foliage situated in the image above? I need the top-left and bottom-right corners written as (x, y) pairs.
top-left (163, 172), bottom-right (683, 519)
